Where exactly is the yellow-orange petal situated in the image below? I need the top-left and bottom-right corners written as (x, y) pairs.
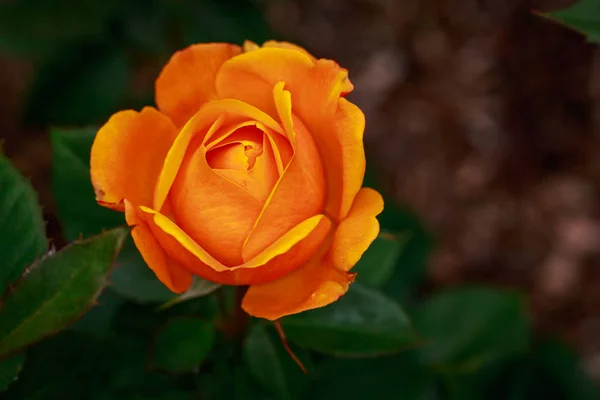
top-left (215, 47), bottom-right (314, 120)
top-left (241, 252), bottom-right (355, 321)
top-left (261, 40), bottom-right (318, 62)
top-left (242, 40), bottom-right (260, 52)
top-left (243, 40), bottom-right (317, 62)
top-left (241, 85), bottom-right (326, 261)
top-left (215, 47), bottom-right (363, 221)
top-left (241, 187), bottom-right (384, 320)
top-left (91, 107), bottom-right (177, 210)
top-left (124, 201), bottom-right (193, 293)
top-left (209, 128), bottom-right (280, 202)
top-left (169, 129), bottom-right (263, 266)
top-left (328, 97), bottom-right (365, 219)
top-left (153, 99), bottom-right (284, 211)
top-left (329, 187), bottom-right (384, 271)
top-left (135, 206), bottom-right (331, 285)
top-left (155, 43), bottom-right (241, 127)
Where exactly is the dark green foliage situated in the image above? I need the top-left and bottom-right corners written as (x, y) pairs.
top-left (0, 227), bottom-right (128, 357)
top-left (153, 317), bottom-right (216, 373)
top-left (281, 284), bottom-right (417, 357)
top-left (0, 155), bottom-right (47, 297)
top-left (413, 287), bottom-right (531, 370)
top-left (538, 0), bottom-right (600, 43)
top-left (244, 324), bottom-right (312, 400)
top-left (0, 353), bottom-right (26, 392)
top-left (0, 0), bottom-right (598, 399)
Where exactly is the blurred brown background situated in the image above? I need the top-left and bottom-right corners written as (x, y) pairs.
top-left (2, 0), bottom-right (600, 382)
top-left (264, 0), bottom-right (600, 379)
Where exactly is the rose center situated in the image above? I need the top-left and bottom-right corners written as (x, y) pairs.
top-left (206, 127), bottom-right (264, 171)
top-left (203, 125), bottom-right (279, 202)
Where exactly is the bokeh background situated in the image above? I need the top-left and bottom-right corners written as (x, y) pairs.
top-left (2, 0), bottom-right (600, 397)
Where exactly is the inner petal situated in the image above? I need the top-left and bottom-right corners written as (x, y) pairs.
top-left (207, 126), bottom-right (263, 170)
top-left (206, 143), bottom-right (248, 170)
top-left (205, 125), bottom-right (279, 202)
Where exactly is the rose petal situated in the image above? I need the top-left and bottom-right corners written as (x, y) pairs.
top-left (241, 252), bottom-right (354, 321)
top-left (329, 187), bottom-right (384, 271)
top-left (124, 201), bottom-right (193, 293)
top-left (169, 127), bottom-right (263, 266)
top-left (263, 124), bottom-right (293, 174)
top-left (204, 119), bottom-right (292, 179)
top-left (216, 47), bottom-right (364, 221)
top-left (329, 98), bottom-right (365, 219)
top-left (262, 40), bottom-right (318, 62)
top-left (155, 43), bottom-right (241, 127)
top-left (153, 99), bottom-right (284, 210)
top-left (135, 206), bottom-right (331, 285)
top-left (241, 83), bottom-right (326, 261)
top-left (215, 47), bottom-right (314, 119)
top-left (91, 107), bottom-right (177, 210)
top-left (243, 40), bottom-right (317, 62)
top-left (208, 127), bottom-right (280, 201)
top-left (242, 40), bottom-right (260, 52)
top-left (241, 187), bottom-right (384, 320)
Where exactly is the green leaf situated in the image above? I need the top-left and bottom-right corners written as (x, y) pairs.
top-left (157, 277), bottom-right (220, 311)
top-left (363, 166), bottom-right (434, 301)
top-left (51, 127), bottom-right (175, 304)
top-left (1, 331), bottom-right (110, 399)
top-left (353, 231), bottom-right (407, 288)
top-left (51, 127), bottom-right (123, 241)
top-left (243, 324), bottom-right (311, 400)
top-left (0, 155), bottom-right (47, 296)
top-left (0, 330), bottom-right (180, 400)
top-left (533, 338), bottom-right (598, 400)
top-left (281, 283), bottom-right (417, 356)
top-left (537, 0), bottom-right (600, 43)
top-left (0, 227), bottom-right (129, 357)
top-left (109, 240), bottom-right (176, 304)
top-left (231, 364), bottom-right (275, 400)
top-left (0, 352), bottom-right (26, 392)
top-left (381, 206), bottom-right (432, 303)
top-left (196, 362), bottom-right (274, 400)
top-left (311, 351), bottom-right (437, 400)
top-left (70, 288), bottom-right (125, 336)
top-left (449, 338), bottom-right (599, 400)
top-left (153, 317), bottom-right (216, 373)
top-left (106, 336), bottom-right (182, 397)
top-left (413, 286), bottom-right (531, 371)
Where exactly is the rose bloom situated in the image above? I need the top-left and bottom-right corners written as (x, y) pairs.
top-left (90, 41), bottom-right (383, 320)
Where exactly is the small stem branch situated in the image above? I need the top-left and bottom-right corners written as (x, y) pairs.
top-left (231, 286), bottom-right (249, 340)
top-left (217, 286), bottom-right (249, 341)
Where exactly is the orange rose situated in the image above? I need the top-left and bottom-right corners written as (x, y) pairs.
top-left (90, 41), bottom-right (383, 320)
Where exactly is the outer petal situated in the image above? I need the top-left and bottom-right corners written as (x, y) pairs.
top-left (241, 187), bottom-right (383, 320)
top-left (216, 47), bottom-right (363, 221)
top-left (90, 107), bottom-right (177, 210)
top-left (155, 43), bottom-right (241, 127)
top-left (135, 206), bottom-right (331, 285)
top-left (329, 188), bottom-right (384, 271)
top-left (215, 48), bottom-right (314, 120)
top-left (124, 201), bottom-right (193, 293)
top-left (241, 251), bottom-right (354, 321)
top-left (241, 84), bottom-right (326, 261)
top-left (243, 40), bottom-right (317, 62)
